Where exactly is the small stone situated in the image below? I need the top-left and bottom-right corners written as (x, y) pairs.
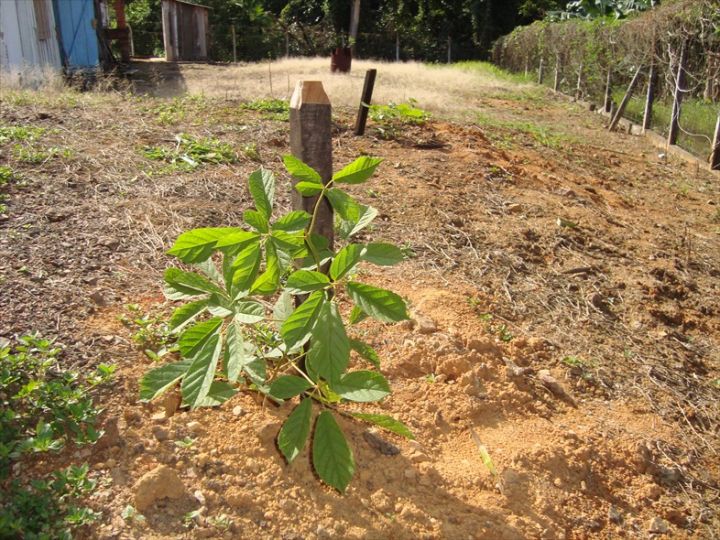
top-left (506, 203), bottom-right (523, 214)
top-left (152, 426), bottom-right (169, 442)
top-left (161, 392), bottom-right (181, 418)
top-left (404, 468), bottom-right (417, 480)
top-left (414, 314), bottom-right (438, 335)
top-left (194, 490), bottom-right (206, 505)
top-left (537, 369), bottom-right (577, 407)
top-left (187, 421), bottom-right (205, 435)
top-left (232, 405), bottom-right (244, 417)
top-left (608, 506), bottom-right (623, 524)
top-left (133, 465), bottom-right (186, 511)
top-left (226, 487), bottom-right (251, 509)
top-left (647, 517), bottom-right (669, 534)
top-left (97, 416), bottom-right (121, 449)
top-left (256, 419), bottom-right (280, 444)
top-left (89, 291), bottom-right (107, 306)
top-left (370, 490), bottom-right (393, 513)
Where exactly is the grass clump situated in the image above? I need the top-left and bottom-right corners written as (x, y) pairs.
top-left (0, 126), bottom-right (46, 144)
top-left (369, 99), bottom-right (429, 139)
top-left (476, 113), bottom-right (571, 150)
top-left (240, 98), bottom-right (289, 121)
top-left (143, 133), bottom-right (236, 171)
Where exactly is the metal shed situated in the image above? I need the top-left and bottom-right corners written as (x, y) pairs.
top-left (52, 0), bottom-right (102, 69)
top-left (0, 0), bottom-right (63, 82)
top-left (161, 0), bottom-right (210, 62)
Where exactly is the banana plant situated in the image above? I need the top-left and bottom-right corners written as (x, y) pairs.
top-left (140, 155), bottom-right (413, 492)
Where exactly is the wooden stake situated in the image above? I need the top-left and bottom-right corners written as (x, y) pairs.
top-left (668, 40), bottom-right (688, 146)
top-left (575, 62), bottom-right (583, 100)
top-left (553, 53), bottom-right (561, 92)
top-left (354, 68), bottom-right (377, 136)
top-left (395, 32), bottom-right (400, 62)
top-left (608, 65), bottom-right (643, 132)
top-left (447, 36), bottom-right (452, 64)
top-left (603, 66), bottom-right (612, 113)
top-left (643, 62), bottom-right (657, 132)
top-left (289, 81), bottom-right (334, 253)
top-left (711, 113), bottom-right (720, 171)
top-left (231, 26), bottom-right (237, 63)
top-left (538, 58), bottom-right (544, 85)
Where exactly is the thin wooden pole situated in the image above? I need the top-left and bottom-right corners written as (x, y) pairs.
top-left (538, 58), bottom-right (544, 85)
top-left (553, 53), bottom-right (561, 92)
top-left (285, 31), bottom-right (290, 57)
top-left (354, 69), bottom-right (377, 136)
top-left (711, 113), bottom-right (720, 171)
top-left (395, 32), bottom-right (400, 62)
top-left (231, 26), bottom-right (237, 63)
top-left (349, 0), bottom-right (361, 55)
top-left (668, 40), bottom-right (688, 146)
top-left (290, 81), bottom-right (334, 252)
top-left (603, 66), bottom-right (612, 113)
top-left (575, 62), bottom-right (583, 100)
top-left (447, 36), bottom-right (452, 64)
top-left (643, 62), bottom-right (657, 132)
top-left (608, 65), bottom-right (643, 132)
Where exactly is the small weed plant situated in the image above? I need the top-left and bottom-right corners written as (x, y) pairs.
top-left (0, 126), bottom-right (46, 144)
top-left (141, 155), bottom-right (413, 492)
top-left (369, 99), bottom-right (429, 139)
top-left (119, 303), bottom-right (177, 361)
top-left (143, 134), bottom-right (236, 171)
top-left (0, 335), bottom-right (113, 537)
top-left (239, 99), bottom-right (290, 121)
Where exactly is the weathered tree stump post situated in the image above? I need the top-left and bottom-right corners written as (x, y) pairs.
top-left (289, 81), bottom-right (334, 253)
top-left (603, 66), bottom-right (612, 113)
top-left (538, 58), bottom-right (545, 85)
top-left (711, 113), bottom-right (720, 171)
top-left (354, 69), bottom-right (377, 136)
top-left (668, 40), bottom-right (688, 146)
top-left (643, 62), bottom-right (657, 132)
top-left (608, 65), bottom-right (643, 132)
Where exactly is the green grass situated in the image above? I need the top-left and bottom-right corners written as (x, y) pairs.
top-left (239, 98), bottom-right (289, 121)
top-left (476, 113), bottom-right (572, 150)
top-left (453, 61), bottom-right (536, 85)
top-left (614, 91), bottom-right (718, 158)
top-left (143, 133), bottom-right (236, 172)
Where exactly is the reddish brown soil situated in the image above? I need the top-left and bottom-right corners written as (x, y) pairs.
top-left (1, 83), bottom-right (718, 539)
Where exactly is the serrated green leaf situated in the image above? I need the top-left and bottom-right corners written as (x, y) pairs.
top-left (169, 300), bottom-right (208, 333)
top-left (346, 282), bottom-right (409, 323)
top-left (164, 268), bottom-right (225, 298)
top-left (167, 227), bottom-right (241, 263)
top-left (181, 334), bottom-right (222, 409)
top-left (139, 358), bottom-right (192, 401)
top-left (349, 306), bottom-right (368, 325)
top-left (283, 155), bottom-right (322, 183)
top-left (307, 302), bottom-right (350, 383)
top-left (178, 317), bottom-right (223, 358)
top-left (312, 411), bottom-right (355, 493)
top-left (272, 290), bottom-right (294, 327)
top-left (332, 156), bottom-right (383, 184)
top-left (347, 205), bottom-right (378, 237)
top-left (244, 209), bottom-right (269, 233)
top-left (250, 241), bottom-right (280, 295)
top-left (234, 300), bottom-right (265, 323)
top-left (350, 413), bottom-right (414, 439)
top-left (194, 258), bottom-right (224, 283)
top-left (272, 210), bottom-right (311, 232)
top-left (248, 168), bottom-right (275, 219)
top-left (215, 230), bottom-right (260, 252)
top-left (325, 189), bottom-right (378, 238)
top-left (295, 181), bottom-right (324, 196)
top-left (349, 338), bottom-right (380, 368)
top-left (332, 371), bottom-right (390, 402)
top-left (280, 290), bottom-right (325, 350)
top-left (278, 397), bottom-right (312, 463)
top-left (362, 242), bottom-right (404, 266)
top-left (330, 244), bottom-right (363, 281)
top-left (269, 375), bottom-right (313, 399)
top-left (286, 270), bottom-right (330, 294)
top-left (231, 241), bottom-right (262, 294)
top-left (207, 293), bottom-right (234, 317)
top-left (195, 381), bottom-right (237, 408)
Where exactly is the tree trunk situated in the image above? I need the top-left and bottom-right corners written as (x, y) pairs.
top-left (349, 0), bottom-right (361, 55)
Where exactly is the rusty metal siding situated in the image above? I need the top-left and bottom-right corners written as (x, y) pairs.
top-left (0, 0), bottom-right (62, 79)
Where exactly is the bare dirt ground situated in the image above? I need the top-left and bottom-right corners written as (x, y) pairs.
top-left (1, 61), bottom-right (719, 539)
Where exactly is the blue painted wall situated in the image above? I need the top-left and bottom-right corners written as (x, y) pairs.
top-left (53, 0), bottom-right (100, 69)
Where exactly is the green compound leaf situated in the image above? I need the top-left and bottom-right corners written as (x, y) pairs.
top-left (269, 375), bottom-right (313, 399)
top-left (231, 241), bottom-right (262, 294)
top-left (215, 230), bottom-right (260, 252)
top-left (332, 370), bottom-right (390, 402)
top-left (285, 270), bottom-right (330, 295)
top-left (181, 334), bottom-right (222, 409)
top-left (307, 302), bottom-right (350, 383)
top-left (243, 209), bottom-right (269, 233)
top-left (349, 339), bottom-right (380, 368)
top-left (349, 306), bottom-right (368, 325)
top-left (278, 397), bottom-right (313, 463)
top-left (167, 227), bottom-right (241, 263)
top-left (234, 300), bottom-right (265, 324)
top-left (178, 317), bottom-right (223, 359)
top-left (329, 244), bottom-right (363, 281)
top-left (250, 240), bottom-right (281, 295)
top-left (361, 242), bottom-right (405, 266)
top-left (283, 155), bottom-right (322, 183)
top-left (272, 210), bottom-right (311, 232)
top-left (224, 322), bottom-right (263, 383)
top-left (346, 282), bottom-right (409, 323)
top-left (350, 413), bottom-right (414, 439)
top-left (280, 290), bottom-right (325, 350)
top-left (169, 299), bottom-right (208, 333)
top-left (312, 411), bottom-right (355, 493)
top-left (248, 168), bottom-right (275, 220)
top-left (332, 156), bottom-right (383, 185)
top-left (139, 358), bottom-right (192, 402)
top-left (195, 381), bottom-right (237, 408)
top-left (295, 181), bottom-right (324, 196)
top-left (164, 268), bottom-right (225, 298)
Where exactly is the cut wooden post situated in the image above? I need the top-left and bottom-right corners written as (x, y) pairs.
top-left (447, 36), bottom-right (452, 64)
top-left (643, 62), bottom-right (657, 131)
top-left (231, 26), bottom-right (237, 63)
top-left (608, 65), bottom-right (643, 132)
top-left (575, 62), bottom-right (583, 100)
top-left (668, 40), bottom-right (688, 146)
top-left (711, 113), bottom-right (720, 171)
top-left (538, 58), bottom-right (544, 85)
top-left (603, 66), bottom-right (612, 113)
top-left (395, 32), bottom-right (400, 62)
top-left (290, 81), bottom-right (334, 253)
top-left (354, 68), bottom-right (377, 136)
top-left (553, 53), bottom-right (561, 92)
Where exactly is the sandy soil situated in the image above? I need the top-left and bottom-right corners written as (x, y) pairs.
top-left (0, 63), bottom-right (718, 539)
